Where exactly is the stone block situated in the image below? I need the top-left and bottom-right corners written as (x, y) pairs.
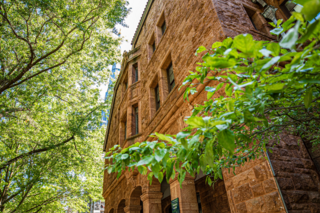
top-left (251, 183), bottom-right (265, 197)
top-left (233, 183), bottom-right (254, 204)
top-left (246, 197), bottom-right (263, 213)
top-left (302, 159), bottom-right (316, 170)
top-left (235, 202), bottom-right (247, 213)
top-left (261, 191), bottom-right (283, 212)
top-left (277, 177), bottom-right (294, 190)
top-left (263, 178), bottom-right (277, 193)
top-left (292, 174), bottom-right (317, 191)
top-left (253, 164), bottom-right (269, 182)
top-left (285, 191), bottom-right (310, 204)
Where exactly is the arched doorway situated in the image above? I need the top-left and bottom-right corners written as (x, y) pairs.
top-left (109, 209), bottom-right (114, 213)
top-left (164, 204), bottom-right (172, 213)
top-left (117, 199), bottom-right (126, 213)
top-left (161, 175), bottom-right (172, 213)
top-left (129, 186), bottom-right (143, 213)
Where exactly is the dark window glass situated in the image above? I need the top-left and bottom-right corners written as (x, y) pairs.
top-left (140, 200), bottom-right (143, 213)
top-left (135, 66), bottom-right (138, 82)
top-left (133, 64), bottom-right (138, 83)
top-left (155, 85), bottom-right (160, 111)
top-left (280, 1), bottom-right (301, 18)
top-left (124, 121), bottom-right (127, 140)
top-left (134, 107), bottom-right (139, 134)
top-left (197, 193), bottom-right (202, 213)
top-left (161, 21), bottom-right (166, 35)
top-left (167, 63), bottom-right (175, 92)
top-left (302, 139), bottom-right (320, 175)
top-left (152, 42), bottom-right (156, 53)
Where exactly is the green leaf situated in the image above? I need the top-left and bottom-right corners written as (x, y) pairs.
top-left (185, 116), bottom-right (206, 128)
top-left (155, 149), bottom-right (167, 162)
top-left (301, 0), bottom-right (320, 21)
top-left (298, 20), bottom-right (320, 43)
top-left (222, 37), bottom-right (233, 48)
top-left (265, 83), bottom-right (285, 93)
top-left (203, 56), bottom-right (236, 69)
top-left (151, 163), bottom-right (161, 178)
top-left (212, 42), bottom-right (223, 49)
top-left (279, 21), bottom-right (300, 50)
top-left (270, 27), bottom-right (283, 35)
top-left (121, 154), bottom-right (129, 160)
top-left (166, 160), bottom-right (174, 182)
top-left (261, 56), bottom-right (280, 71)
top-left (137, 156), bottom-right (154, 166)
top-left (267, 43), bottom-right (281, 57)
top-left (177, 131), bottom-right (191, 140)
top-left (196, 46), bottom-right (207, 54)
top-left (304, 88), bottom-right (313, 108)
top-left (158, 172), bottom-right (164, 183)
top-left (148, 172), bottom-right (154, 185)
top-left (217, 130), bottom-right (236, 153)
top-left (205, 140), bottom-right (215, 167)
top-left (233, 34), bottom-right (255, 57)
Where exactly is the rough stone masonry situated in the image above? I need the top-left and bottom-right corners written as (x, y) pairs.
top-left (102, 0), bottom-right (320, 212)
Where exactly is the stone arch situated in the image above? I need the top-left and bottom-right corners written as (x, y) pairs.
top-left (130, 186), bottom-right (142, 205)
top-left (108, 208), bottom-right (114, 213)
top-left (117, 199), bottom-right (126, 213)
top-left (128, 186), bottom-right (143, 212)
top-left (164, 203), bottom-right (172, 213)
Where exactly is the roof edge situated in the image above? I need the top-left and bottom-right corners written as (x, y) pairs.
top-left (103, 46), bottom-right (141, 152)
top-left (131, 0), bottom-right (154, 47)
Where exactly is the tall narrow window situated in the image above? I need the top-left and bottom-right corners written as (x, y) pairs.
top-left (280, 1), bottom-right (302, 18)
top-left (161, 21), bottom-right (166, 35)
top-left (197, 193), bottom-right (203, 213)
top-left (243, 6), bottom-right (269, 35)
top-left (155, 85), bottom-right (161, 111)
top-left (124, 121), bottom-right (127, 140)
top-left (148, 34), bottom-right (156, 61)
top-left (166, 63), bottom-right (175, 92)
top-left (152, 41), bottom-right (156, 53)
top-left (133, 63), bottom-right (138, 83)
top-left (133, 106), bottom-right (139, 135)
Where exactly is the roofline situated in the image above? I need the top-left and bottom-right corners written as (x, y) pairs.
top-left (103, 46), bottom-right (141, 152)
top-left (131, 0), bottom-right (154, 47)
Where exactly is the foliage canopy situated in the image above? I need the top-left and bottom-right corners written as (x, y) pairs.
top-left (105, 0), bottom-right (320, 187)
top-left (0, 0), bottom-right (128, 212)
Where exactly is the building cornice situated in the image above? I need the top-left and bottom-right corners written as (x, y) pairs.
top-left (131, 0), bottom-right (154, 47)
top-left (103, 46), bottom-right (141, 151)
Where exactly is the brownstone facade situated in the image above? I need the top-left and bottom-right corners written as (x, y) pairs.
top-left (103, 0), bottom-right (320, 213)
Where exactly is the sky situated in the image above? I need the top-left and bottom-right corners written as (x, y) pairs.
top-left (119, 0), bottom-right (149, 54)
top-left (99, 0), bottom-right (149, 100)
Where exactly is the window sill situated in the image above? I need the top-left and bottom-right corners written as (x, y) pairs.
top-left (146, 26), bottom-right (170, 69)
top-left (124, 133), bottom-right (143, 147)
top-left (148, 84), bottom-right (178, 126)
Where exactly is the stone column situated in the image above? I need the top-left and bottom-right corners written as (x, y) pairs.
top-left (169, 174), bottom-right (199, 213)
top-left (140, 192), bottom-right (163, 213)
top-left (124, 205), bottom-right (141, 213)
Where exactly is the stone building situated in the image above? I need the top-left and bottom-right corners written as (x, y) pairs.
top-left (102, 0), bottom-right (320, 212)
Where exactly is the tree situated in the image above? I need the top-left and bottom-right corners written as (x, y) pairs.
top-left (105, 0), bottom-right (320, 187)
top-left (0, 0), bottom-right (128, 212)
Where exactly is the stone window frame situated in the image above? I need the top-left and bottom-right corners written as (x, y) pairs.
top-left (131, 103), bottom-right (140, 136)
top-left (121, 70), bottom-right (129, 99)
top-left (279, 0), bottom-right (301, 19)
top-left (160, 52), bottom-right (175, 99)
top-left (119, 109), bottom-right (127, 147)
top-left (242, 3), bottom-right (271, 36)
top-left (147, 33), bottom-right (156, 61)
top-left (132, 62), bottom-right (139, 84)
top-left (148, 73), bottom-right (161, 119)
top-left (156, 9), bottom-right (167, 43)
